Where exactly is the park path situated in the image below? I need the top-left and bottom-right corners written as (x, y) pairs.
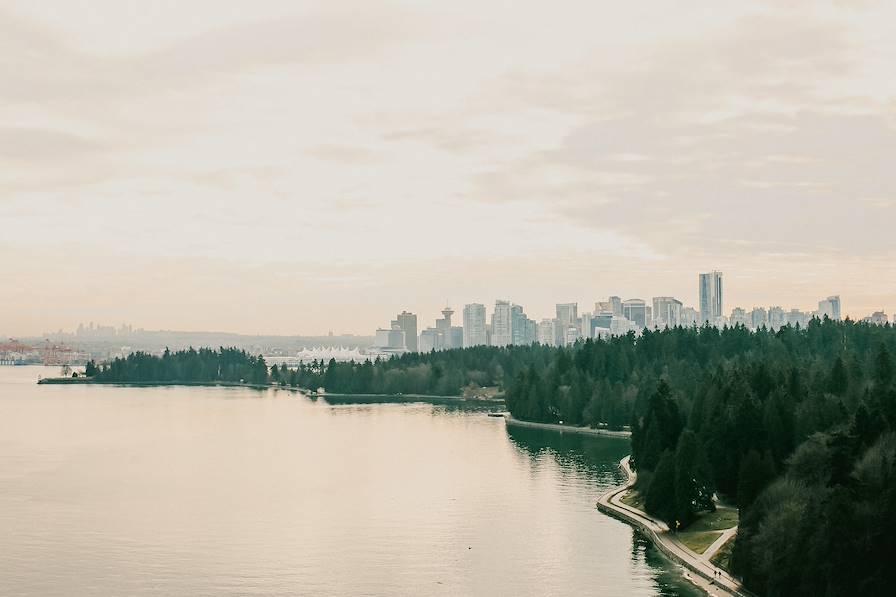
top-left (703, 525), bottom-right (738, 562)
top-left (596, 456), bottom-right (754, 597)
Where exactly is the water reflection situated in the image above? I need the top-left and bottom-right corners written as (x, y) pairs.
top-left (505, 425), bottom-right (702, 597)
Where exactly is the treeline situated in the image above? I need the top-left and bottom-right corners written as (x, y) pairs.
top-left (278, 344), bottom-right (553, 395)
top-left (87, 344), bottom-right (554, 397)
top-left (88, 347), bottom-right (269, 384)
top-left (503, 318), bottom-right (896, 595)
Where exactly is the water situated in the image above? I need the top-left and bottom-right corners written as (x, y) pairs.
top-left (0, 367), bottom-right (699, 596)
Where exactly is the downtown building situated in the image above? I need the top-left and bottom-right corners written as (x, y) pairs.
top-left (462, 303), bottom-right (487, 348)
top-left (699, 271), bottom-right (724, 324)
top-left (652, 297), bottom-right (683, 329)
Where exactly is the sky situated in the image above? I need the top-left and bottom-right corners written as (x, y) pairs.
top-left (2, 0), bottom-right (895, 337)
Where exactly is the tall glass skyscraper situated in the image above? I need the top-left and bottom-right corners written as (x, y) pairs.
top-left (699, 271), bottom-right (724, 323)
top-left (462, 303), bottom-right (487, 347)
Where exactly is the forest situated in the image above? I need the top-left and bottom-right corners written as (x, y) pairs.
top-left (88, 319), bottom-right (896, 595)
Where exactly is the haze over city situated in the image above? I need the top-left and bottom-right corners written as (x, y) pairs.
top-left (2, 0), bottom-right (895, 337)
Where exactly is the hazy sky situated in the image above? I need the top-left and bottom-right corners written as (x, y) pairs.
top-left (2, 0), bottom-right (895, 337)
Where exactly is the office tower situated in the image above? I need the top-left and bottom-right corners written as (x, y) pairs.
top-left (652, 297), bottom-right (683, 329)
top-left (610, 315), bottom-right (635, 337)
top-left (537, 319), bottom-right (556, 346)
top-left (395, 311), bottom-right (417, 352)
top-left (622, 299), bottom-right (647, 329)
top-left (510, 304), bottom-right (535, 346)
top-left (730, 307), bottom-right (748, 328)
top-left (786, 309), bottom-right (810, 329)
top-left (750, 307), bottom-right (768, 330)
top-left (375, 327), bottom-right (405, 350)
top-left (463, 303), bottom-right (487, 347)
top-left (418, 328), bottom-right (442, 353)
top-left (609, 296), bottom-right (623, 317)
top-left (491, 300), bottom-right (513, 347)
top-left (768, 306), bottom-right (786, 330)
top-left (817, 296), bottom-right (842, 321)
top-left (565, 326), bottom-right (580, 346)
top-left (556, 303), bottom-right (578, 345)
top-left (526, 319), bottom-right (537, 345)
top-left (448, 327), bottom-right (464, 350)
top-left (580, 312), bottom-right (593, 340)
top-left (699, 271), bottom-right (724, 323)
top-left (595, 301), bottom-right (611, 314)
top-left (592, 312), bottom-right (614, 337)
top-left (681, 307), bottom-right (699, 326)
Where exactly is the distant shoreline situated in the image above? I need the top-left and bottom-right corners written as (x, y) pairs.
top-left (37, 378), bottom-right (274, 389)
top-left (504, 415), bottom-right (631, 438)
top-left (35, 378), bottom-right (505, 404)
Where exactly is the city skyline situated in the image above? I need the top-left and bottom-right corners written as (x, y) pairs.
top-left (3, 1), bottom-right (895, 337)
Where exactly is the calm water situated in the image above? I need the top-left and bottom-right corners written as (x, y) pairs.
top-left (0, 367), bottom-right (699, 596)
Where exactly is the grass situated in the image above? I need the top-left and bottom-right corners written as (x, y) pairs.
top-left (677, 530), bottom-right (724, 554)
top-left (710, 535), bottom-right (736, 571)
top-left (621, 489), bottom-right (646, 510)
top-left (685, 507), bottom-right (739, 533)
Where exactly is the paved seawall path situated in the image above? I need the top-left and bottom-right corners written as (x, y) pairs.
top-left (596, 456), bottom-right (754, 597)
top-left (503, 415), bottom-right (632, 438)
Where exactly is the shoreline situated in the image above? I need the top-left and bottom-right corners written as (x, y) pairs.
top-left (596, 456), bottom-right (752, 597)
top-left (36, 379), bottom-right (504, 403)
top-left (36, 378), bottom-right (274, 389)
top-left (504, 414), bottom-right (631, 438)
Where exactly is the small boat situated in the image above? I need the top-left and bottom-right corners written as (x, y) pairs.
top-left (487, 413), bottom-right (505, 418)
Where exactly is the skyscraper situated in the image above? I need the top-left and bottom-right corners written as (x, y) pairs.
top-left (609, 296), bottom-right (623, 317)
top-left (536, 319), bottom-right (556, 346)
top-left (555, 303), bottom-right (578, 345)
top-left (395, 311), bottom-right (417, 352)
top-left (750, 307), bottom-right (768, 330)
top-left (622, 299), bottom-right (647, 329)
top-left (699, 271), bottom-right (724, 323)
top-left (510, 304), bottom-right (535, 346)
top-left (652, 297), bottom-right (683, 328)
top-left (817, 296), bottom-right (842, 321)
top-left (463, 303), bottom-right (487, 347)
top-left (491, 300), bottom-right (513, 347)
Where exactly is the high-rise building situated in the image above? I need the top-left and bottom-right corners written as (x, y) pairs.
top-left (580, 312), bottom-right (593, 340)
top-left (750, 307), bottom-right (768, 330)
top-left (622, 299), bottom-right (647, 329)
top-left (817, 296), bottom-right (842, 321)
top-left (768, 306), bottom-right (786, 330)
top-left (536, 319), bottom-right (556, 346)
top-left (652, 297), bottom-right (683, 328)
top-left (556, 303), bottom-right (578, 345)
top-left (699, 271), bottom-right (724, 323)
top-left (375, 327), bottom-right (406, 351)
top-left (785, 309), bottom-right (810, 329)
top-left (510, 304), bottom-right (535, 346)
top-left (609, 296), bottom-right (623, 317)
top-left (462, 303), bottom-right (487, 348)
top-left (419, 328), bottom-right (442, 353)
top-left (491, 300), bottom-right (513, 347)
top-left (681, 307), bottom-right (699, 326)
top-left (730, 307), bottom-right (748, 328)
top-left (395, 311), bottom-right (417, 352)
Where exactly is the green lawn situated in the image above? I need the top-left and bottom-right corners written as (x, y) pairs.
top-left (621, 489), bottom-right (646, 510)
top-left (677, 530), bottom-right (724, 554)
top-left (685, 507), bottom-right (739, 533)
